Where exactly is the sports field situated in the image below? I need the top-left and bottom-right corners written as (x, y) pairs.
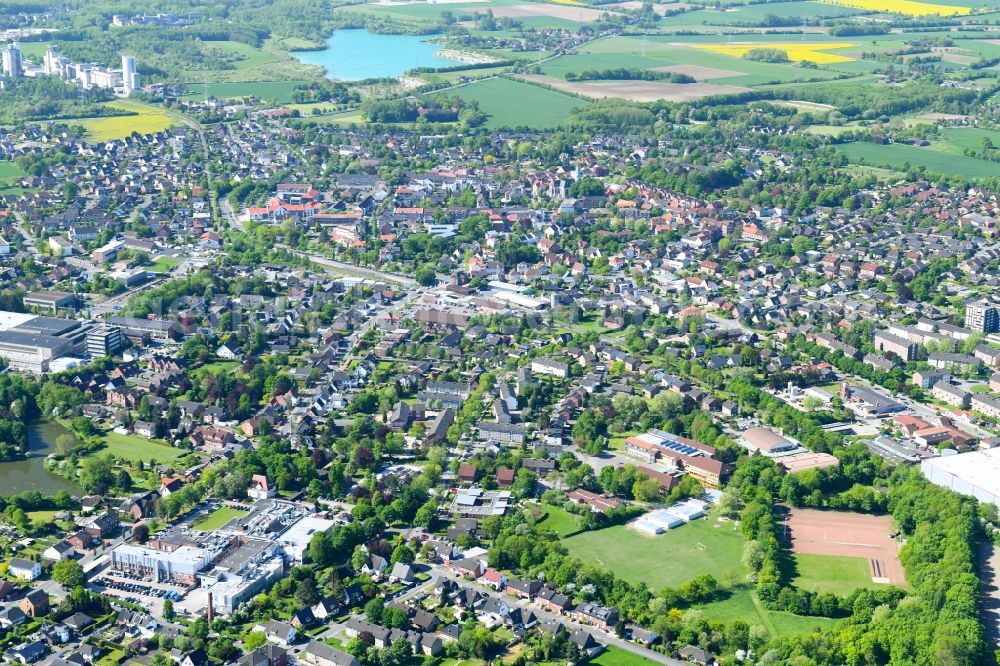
top-left (792, 553), bottom-right (876, 594)
top-left (101, 432), bottom-right (186, 464)
top-left (76, 100), bottom-right (177, 142)
top-left (836, 141), bottom-right (1000, 179)
top-left (562, 511), bottom-right (745, 589)
top-left (431, 77), bottom-right (586, 128)
top-left (784, 508), bottom-right (904, 585)
top-left (194, 506), bottom-right (247, 531)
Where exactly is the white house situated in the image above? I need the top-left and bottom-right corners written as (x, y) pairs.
top-left (8, 558), bottom-right (40, 581)
top-left (42, 541), bottom-right (74, 562)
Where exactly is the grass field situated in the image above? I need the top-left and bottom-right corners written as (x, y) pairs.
top-left (148, 256), bottom-right (182, 273)
top-left (562, 511), bottom-right (745, 589)
top-left (194, 506), bottom-right (247, 531)
top-left (836, 141), bottom-right (1000, 179)
top-left (197, 360), bottom-right (240, 376)
top-left (791, 553), bottom-right (874, 594)
top-left (588, 646), bottom-right (658, 665)
top-left (76, 100), bottom-right (178, 142)
top-left (430, 77), bottom-right (585, 128)
top-left (699, 587), bottom-right (839, 638)
top-left (534, 503), bottom-right (580, 537)
top-left (0, 161), bottom-right (23, 187)
top-left (101, 431), bottom-right (186, 464)
top-left (180, 80), bottom-right (311, 104)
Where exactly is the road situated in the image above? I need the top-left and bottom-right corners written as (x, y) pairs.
top-left (427, 567), bottom-right (687, 666)
top-left (282, 246), bottom-right (417, 287)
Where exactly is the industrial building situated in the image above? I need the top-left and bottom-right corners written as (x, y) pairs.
top-left (107, 316), bottom-right (179, 342)
top-left (23, 291), bottom-right (76, 314)
top-left (2, 42), bottom-right (23, 78)
top-left (922, 448), bottom-right (1000, 506)
top-left (110, 499), bottom-right (335, 617)
top-left (0, 311), bottom-right (94, 373)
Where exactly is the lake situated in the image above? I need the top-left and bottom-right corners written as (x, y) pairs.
top-left (291, 29), bottom-right (464, 80)
top-left (0, 421), bottom-right (82, 496)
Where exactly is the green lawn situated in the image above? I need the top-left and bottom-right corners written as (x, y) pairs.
top-left (791, 553), bottom-right (875, 595)
top-left (147, 256), bottom-right (182, 273)
top-left (534, 503), bottom-right (580, 537)
top-left (562, 511), bottom-right (745, 590)
top-left (588, 646), bottom-right (658, 665)
top-left (836, 141), bottom-right (1000, 179)
top-left (179, 80), bottom-right (312, 104)
top-left (193, 506), bottom-right (247, 531)
top-left (101, 432), bottom-right (186, 464)
top-left (0, 161), bottom-right (23, 186)
top-left (197, 360), bottom-right (239, 376)
top-left (428, 77), bottom-right (586, 129)
top-left (699, 587), bottom-right (839, 639)
top-left (27, 510), bottom-right (58, 525)
top-left (970, 384), bottom-right (991, 394)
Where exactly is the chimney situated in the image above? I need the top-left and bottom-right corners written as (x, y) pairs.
top-left (206, 592), bottom-right (213, 621)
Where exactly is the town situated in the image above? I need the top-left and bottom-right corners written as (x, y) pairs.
top-left (0, 0), bottom-right (998, 664)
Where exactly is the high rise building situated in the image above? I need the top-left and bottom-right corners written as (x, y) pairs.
top-left (87, 325), bottom-right (123, 358)
top-left (965, 300), bottom-right (1000, 333)
top-left (121, 54), bottom-right (138, 96)
top-left (1, 42), bottom-right (23, 78)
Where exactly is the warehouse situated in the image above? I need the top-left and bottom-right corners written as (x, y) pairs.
top-left (110, 543), bottom-right (213, 585)
top-left (922, 448), bottom-right (1000, 506)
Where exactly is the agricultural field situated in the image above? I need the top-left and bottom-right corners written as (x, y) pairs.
top-left (429, 77), bottom-right (586, 128)
top-left (818, 0), bottom-right (972, 15)
top-left (74, 99), bottom-right (178, 141)
top-left (179, 80), bottom-right (311, 104)
top-left (561, 511), bottom-right (746, 589)
top-left (692, 42), bottom-right (857, 64)
top-left (193, 506), bottom-right (248, 531)
top-left (836, 141), bottom-right (1000, 179)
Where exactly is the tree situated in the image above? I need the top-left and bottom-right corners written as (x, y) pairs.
top-left (162, 598), bottom-right (175, 621)
top-left (295, 578), bottom-right (319, 609)
top-left (132, 523), bottom-right (149, 543)
top-left (79, 455), bottom-right (115, 494)
top-left (243, 631), bottom-right (266, 651)
top-left (572, 409), bottom-right (608, 456)
top-left (415, 266), bottom-right (437, 286)
top-left (633, 478), bottom-right (662, 502)
top-left (52, 559), bottom-right (85, 589)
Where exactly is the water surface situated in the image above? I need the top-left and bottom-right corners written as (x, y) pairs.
top-left (291, 29), bottom-right (464, 80)
top-left (0, 421), bottom-right (82, 496)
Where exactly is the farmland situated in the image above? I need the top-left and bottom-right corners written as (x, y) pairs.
top-left (836, 141), bottom-right (1000, 179)
top-left (818, 0), bottom-right (972, 15)
top-left (428, 77), bottom-right (586, 129)
top-left (179, 80), bottom-right (311, 104)
top-left (691, 42), bottom-right (857, 65)
top-left (73, 99), bottom-right (178, 141)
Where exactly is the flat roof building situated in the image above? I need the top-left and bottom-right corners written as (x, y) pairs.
top-left (23, 291), bottom-right (76, 314)
top-left (922, 448), bottom-right (1000, 506)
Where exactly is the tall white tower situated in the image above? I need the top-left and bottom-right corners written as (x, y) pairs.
top-left (121, 54), bottom-right (138, 96)
top-left (1, 42), bottom-right (23, 78)
top-left (44, 45), bottom-right (60, 76)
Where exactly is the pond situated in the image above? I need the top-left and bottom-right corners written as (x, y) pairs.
top-left (291, 29), bottom-right (464, 81)
top-left (0, 421), bottom-right (82, 496)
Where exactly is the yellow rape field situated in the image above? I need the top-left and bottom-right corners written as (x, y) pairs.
top-left (820, 0), bottom-right (970, 16)
top-left (548, 0), bottom-right (585, 5)
top-left (692, 42), bottom-right (858, 65)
